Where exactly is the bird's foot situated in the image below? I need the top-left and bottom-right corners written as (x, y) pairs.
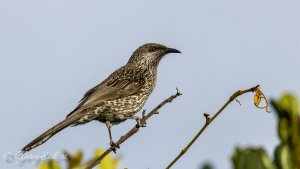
top-left (110, 141), bottom-right (120, 153)
top-left (133, 116), bottom-right (146, 128)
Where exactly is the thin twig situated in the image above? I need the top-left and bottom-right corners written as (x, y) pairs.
top-left (85, 89), bottom-right (182, 169)
top-left (166, 85), bottom-right (260, 169)
top-left (235, 99), bottom-right (241, 106)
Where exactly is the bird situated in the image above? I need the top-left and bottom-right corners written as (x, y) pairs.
top-left (21, 43), bottom-right (181, 153)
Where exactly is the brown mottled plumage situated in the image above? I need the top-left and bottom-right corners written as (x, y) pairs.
top-left (21, 43), bottom-right (181, 153)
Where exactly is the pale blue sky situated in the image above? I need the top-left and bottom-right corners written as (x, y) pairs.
top-left (0, 0), bottom-right (300, 169)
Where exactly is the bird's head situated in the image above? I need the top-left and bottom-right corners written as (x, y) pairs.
top-left (128, 43), bottom-right (181, 69)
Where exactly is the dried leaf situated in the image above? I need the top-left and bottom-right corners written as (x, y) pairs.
top-left (254, 87), bottom-right (271, 113)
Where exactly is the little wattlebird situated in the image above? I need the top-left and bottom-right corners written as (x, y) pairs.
top-left (21, 43), bottom-right (181, 153)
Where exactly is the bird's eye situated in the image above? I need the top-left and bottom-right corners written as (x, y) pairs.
top-left (149, 48), bottom-right (157, 52)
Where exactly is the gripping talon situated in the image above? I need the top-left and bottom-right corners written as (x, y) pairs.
top-left (134, 117), bottom-right (146, 128)
top-left (110, 141), bottom-right (120, 153)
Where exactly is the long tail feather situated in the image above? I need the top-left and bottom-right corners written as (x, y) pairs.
top-left (21, 114), bottom-right (81, 153)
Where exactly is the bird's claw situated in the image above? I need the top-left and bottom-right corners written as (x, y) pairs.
top-left (135, 118), bottom-right (146, 128)
top-left (110, 141), bottom-right (120, 153)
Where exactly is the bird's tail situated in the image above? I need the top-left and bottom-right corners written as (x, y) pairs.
top-left (21, 114), bottom-right (81, 153)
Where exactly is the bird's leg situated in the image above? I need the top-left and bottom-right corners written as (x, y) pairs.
top-left (105, 121), bottom-right (119, 152)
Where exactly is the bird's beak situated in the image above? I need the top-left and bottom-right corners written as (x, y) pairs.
top-left (166, 48), bottom-right (181, 54)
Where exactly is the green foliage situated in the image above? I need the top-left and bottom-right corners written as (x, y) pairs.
top-left (94, 149), bottom-right (121, 169)
top-left (38, 148), bottom-right (120, 169)
top-left (64, 151), bottom-right (83, 169)
top-left (38, 160), bottom-right (61, 169)
top-left (271, 93), bottom-right (300, 169)
top-left (274, 144), bottom-right (294, 169)
top-left (231, 147), bottom-right (275, 169)
top-left (63, 150), bottom-right (85, 169)
top-left (200, 163), bottom-right (214, 169)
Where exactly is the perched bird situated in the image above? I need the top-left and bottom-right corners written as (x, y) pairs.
top-left (21, 43), bottom-right (181, 153)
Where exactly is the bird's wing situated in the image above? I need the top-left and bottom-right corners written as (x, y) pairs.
top-left (67, 65), bottom-right (146, 117)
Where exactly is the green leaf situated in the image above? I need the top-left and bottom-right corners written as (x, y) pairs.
top-left (94, 148), bottom-right (121, 169)
top-left (64, 150), bottom-right (83, 169)
top-left (38, 160), bottom-right (61, 169)
top-left (275, 144), bottom-right (294, 169)
top-left (232, 147), bottom-right (275, 169)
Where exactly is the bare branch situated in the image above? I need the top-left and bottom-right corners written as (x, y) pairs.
top-left (85, 89), bottom-right (182, 169)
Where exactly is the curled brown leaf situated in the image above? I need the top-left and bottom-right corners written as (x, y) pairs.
top-left (254, 87), bottom-right (271, 113)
